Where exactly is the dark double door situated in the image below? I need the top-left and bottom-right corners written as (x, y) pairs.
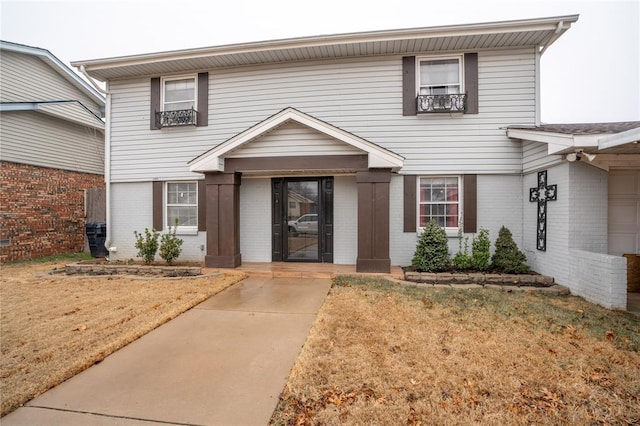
top-left (272, 177), bottom-right (333, 262)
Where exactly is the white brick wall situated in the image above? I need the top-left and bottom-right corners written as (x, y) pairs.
top-left (569, 249), bottom-right (627, 309)
top-left (334, 176), bottom-right (358, 264)
top-left (477, 174), bottom-right (524, 251)
top-left (569, 162), bottom-right (608, 253)
top-left (110, 182), bottom-right (206, 262)
top-left (240, 178), bottom-right (272, 262)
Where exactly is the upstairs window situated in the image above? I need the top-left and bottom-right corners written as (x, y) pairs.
top-left (417, 56), bottom-right (465, 113)
top-left (419, 176), bottom-right (460, 230)
top-left (166, 182), bottom-right (198, 233)
top-left (157, 76), bottom-right (197, 127)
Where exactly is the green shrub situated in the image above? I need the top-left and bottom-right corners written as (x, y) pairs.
top-left (491, 226), bottom-right (529, 273)
top-left (412, 220), bottom-right (451, 272)
top-left (159, 221), bottom-right (183, 265)
top-left (133, 227), bottom-right (159, 265)
top-left (471, 228), bottom-right (491, 271)
top-left (453, 226), bottom-right (472, 271)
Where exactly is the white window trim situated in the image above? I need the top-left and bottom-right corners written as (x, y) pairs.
top-left (161, 74), bottom-right (198, 112)
top-left (416, 175), bottom-right (463, 237)
top-left (164, 181), bottom-right (198, 235)
top-left (416, 54), bottom-right (465, 96)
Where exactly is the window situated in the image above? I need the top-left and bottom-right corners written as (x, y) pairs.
top-left (166, 182), bottom-right (198, 233)
top-left (417, 56), bottom-right (465, 113)
top-left (418, 177), bottom-right (460, 230)
top-left (157, 75), bottom-right (197, 127)
top-left (163, 76), bottom-right (196, 111)
top-left (419, 57), bottom-right (462, 95)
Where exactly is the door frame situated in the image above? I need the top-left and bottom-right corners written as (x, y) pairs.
top-left (272, 177), bottom-right (333, 263)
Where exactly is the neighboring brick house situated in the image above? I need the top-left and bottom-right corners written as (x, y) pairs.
top-left (0, 41), bottom-right (105, 262)
top-left (73, 15), bottom-right (639, 309)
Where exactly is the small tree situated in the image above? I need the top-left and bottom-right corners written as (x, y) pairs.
top-left (159, 219), bottom-right (183, 265)
top-left (133, 227), bottom-right (159, 265)
top-left (491, 226), bottom-right (529, 273)
top-left (471, 228), bottom-right (491, 271)
top-left (412, 220), bottom-right (451, 272)
top-left (453, 225), bottom-right (472, 271)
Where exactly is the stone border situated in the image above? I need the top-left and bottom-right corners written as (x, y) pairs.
top-left (65, 262), bottom-right (201, 277)
top-left (404, 271), bottom-right (554, 287)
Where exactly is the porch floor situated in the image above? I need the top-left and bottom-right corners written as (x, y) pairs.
top-left (203, 262), bottom-right (405, 280)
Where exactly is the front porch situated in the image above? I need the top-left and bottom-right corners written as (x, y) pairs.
top-left (203, 262), bottom-right (405, 279)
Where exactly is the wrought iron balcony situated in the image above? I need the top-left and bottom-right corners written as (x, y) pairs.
top-left (417, 94), bottom-right (466, 113)
top-left (155, 108), bottom-right (197, 128)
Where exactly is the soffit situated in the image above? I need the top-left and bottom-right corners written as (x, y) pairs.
top-left (73, 15), bottom-right (578, 81)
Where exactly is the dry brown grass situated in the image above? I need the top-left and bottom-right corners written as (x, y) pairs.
top-left (271, 276), bottom-right (640, 425)
top-left (0, 259), bottom-right (245, 416)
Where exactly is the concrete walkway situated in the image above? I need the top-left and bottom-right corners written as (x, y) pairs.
top-left (2, 277), bottom-right (332, 426)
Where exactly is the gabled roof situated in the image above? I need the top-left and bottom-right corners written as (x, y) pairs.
top-left (506, 121), bottom-right (640, 154)
top-left (189, 107), bottom-right (404, 173)
top-left (73, 15), bottom-right (578, 81)
top-left (1, 40), bottom-right (105, 106)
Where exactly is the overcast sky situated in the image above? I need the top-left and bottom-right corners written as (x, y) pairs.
top-left (1, 0), bottom-right (638, 123)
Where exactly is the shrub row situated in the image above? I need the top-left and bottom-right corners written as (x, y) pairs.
top-left (412, 222), bottom-right (528, 274)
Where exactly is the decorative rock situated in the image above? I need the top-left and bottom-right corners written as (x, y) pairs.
top-left (468, 273), bottom-right (485, 283)
top-left (420, 273), bottom-right (438, 284)
top-left (535, 275), bottom-right (555, 287)
top-left (451, 283), bottom-right (483, 290)
top-left (485, 274), bottom-right (504, 284)
top-left (518, 275), bottom-right (537, 286)
top-left (436, 273), bottom-right (454, 284)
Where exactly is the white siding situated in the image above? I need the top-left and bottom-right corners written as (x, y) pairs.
top-left (227, 121), bottom-right (363, 158)
top-left (0, 111), bottom-right (104, 174)
top-left (240, 178), bottom-right (272, 262)
top-left (0, 50), bottom-right (102, 117)
top-left (110, 182), bottom-right (206, 262)
top-left (390, 175), bottom-right (418, 266)
top-left (522, 140), bottom-right (562, 173)
top-left (108, 48), bottom-right (537, 182)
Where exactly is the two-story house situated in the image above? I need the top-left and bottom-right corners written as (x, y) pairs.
top-left (0, 41), bottom-right (105, 262)
top-left (72, 15), bottom-right (640, 310)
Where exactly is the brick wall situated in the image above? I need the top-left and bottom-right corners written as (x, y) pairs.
top-left (569, 249), bottom-right (627, 309)
top-left (0, 161), bottom-right (104, 263)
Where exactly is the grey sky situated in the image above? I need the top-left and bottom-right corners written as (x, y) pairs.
top-left (1, 0), bottom-right (638, 123)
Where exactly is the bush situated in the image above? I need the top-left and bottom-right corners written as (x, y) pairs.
top-left (453, 226), bottom-right (472, 271)
top-left (159, 222), bottom-right (183, 265)
top-left (133, 227), bottom-right (159, 265)
top-left (412, 220), bottom-right (451, 272)
top-left (471, 228), bottom-right (491, 271)
top-left (492, 226), bottom-right (529, 273)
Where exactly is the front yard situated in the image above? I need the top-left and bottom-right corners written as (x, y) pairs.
top-left (0, 257), bottom-right (244, 416)
top-left (271, 276), bottom-right (640, 425)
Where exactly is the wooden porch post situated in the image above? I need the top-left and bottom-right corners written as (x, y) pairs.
top-left (356, 169), bottom-right (391, 273)
top-left (204, 172), bottom-right (242, 268)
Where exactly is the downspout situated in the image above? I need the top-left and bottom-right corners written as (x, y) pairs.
top-left (79, 66), bottom-right (112, 254)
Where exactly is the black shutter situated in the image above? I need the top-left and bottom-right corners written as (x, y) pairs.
top-left (152, 181), bottom-right (163, 230)
top-left (403, 175), bottom-right (417, 232)
top-left (463, 175), bottom-right (477, 233)
top-left (464, 53), bottom-right (478, 114)
top-left (402, 56), bottom-right (416, 116)
top-left (197, 72), bottom-right (208, 127)
top-left (150, 78), bottom-right (160, 130)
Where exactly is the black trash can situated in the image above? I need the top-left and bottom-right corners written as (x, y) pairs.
top-left (86, 222), bottom-right (108, 258)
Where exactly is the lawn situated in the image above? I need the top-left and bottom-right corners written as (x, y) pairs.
top-left (0, 256), bottom-right (245, 416)
top-left (271, 276), bottom-right (640, 425)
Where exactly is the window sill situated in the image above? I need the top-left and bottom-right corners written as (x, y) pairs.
top-left (166, 227), bottom-right (199, 236)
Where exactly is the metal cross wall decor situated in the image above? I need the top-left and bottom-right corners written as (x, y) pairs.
top-left (529, 170), bottom-right (557, 251)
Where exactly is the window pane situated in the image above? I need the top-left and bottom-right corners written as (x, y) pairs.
top-left (420, 59), bottom-right (460, 86)
top-left (167, 206), bottom-right (197, 227)
top-left (165, 101), bottom-right (194, 111)
top-left (167, 183), bottom-right (196, 204)
top-left (165, 79), bottom-right (195, 102)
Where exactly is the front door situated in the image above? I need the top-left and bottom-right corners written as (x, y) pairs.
top-left (272, 177), bottom-right (333, 262)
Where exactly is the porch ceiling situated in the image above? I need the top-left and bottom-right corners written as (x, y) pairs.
top-left (72, 15), bottom-right (578, 81)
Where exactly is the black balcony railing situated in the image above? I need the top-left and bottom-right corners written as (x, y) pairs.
top-left (417, 94), bottom-right (466, 113)
top-left (155, 109), bottom-right (197, 128)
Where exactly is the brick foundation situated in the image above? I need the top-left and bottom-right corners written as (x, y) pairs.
top-left (0, 161), bottom-right (104, 263)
